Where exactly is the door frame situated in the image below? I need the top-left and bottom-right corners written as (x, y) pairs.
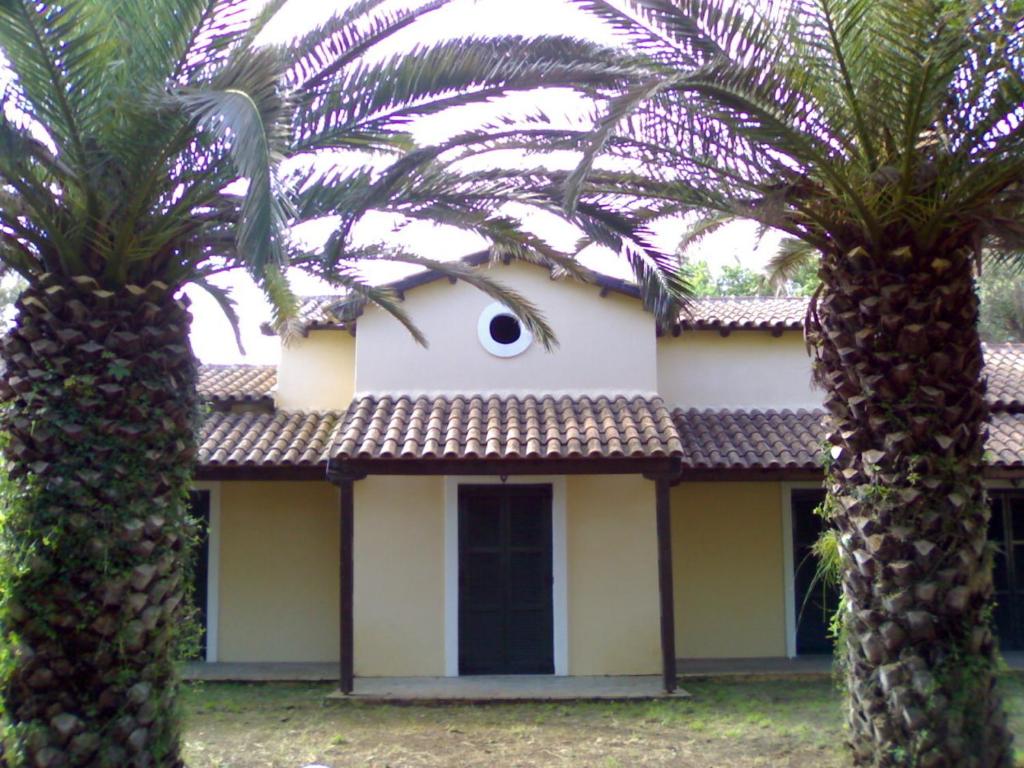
top-left (444, 476), bottom-right (568, 676)
top-left (192, 481), bottom-right (222, 663)
top-left (781, 481), bottom-right (826, 659)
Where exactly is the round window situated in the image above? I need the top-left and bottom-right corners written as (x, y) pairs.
top-left (477, 302), bottom-right (533, 358)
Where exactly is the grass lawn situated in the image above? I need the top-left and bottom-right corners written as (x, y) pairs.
top-left (183, 675), bottom-right (1024, 767)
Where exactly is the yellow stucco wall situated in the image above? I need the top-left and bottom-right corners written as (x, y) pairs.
top-left (275, 330), bottom-right (355, 411)
top-left (567, 476), bottom-right (661, 674)
top-left (657, 331), bottom-right (820, 410)
top-left (672, 482), bottom-right (787, 658)
top-left (218, 481), bottom-right (339, 662)
top-left (215, 476), bottom-right (787, 669)
top-left (353, 476), bottom-right (446, 676)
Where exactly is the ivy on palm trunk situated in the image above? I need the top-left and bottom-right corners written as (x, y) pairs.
top-left (0, 1), bottom-right (679, 765)
top-left (0, 278), bottom-right (198, 767)
top-left (547, 0), bottom-right (1024, 764)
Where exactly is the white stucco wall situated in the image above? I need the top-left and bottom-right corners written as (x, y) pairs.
top-left (657, 330), bottom-right (821, 410)
top-left (354, 263), bottom-right (659, 396)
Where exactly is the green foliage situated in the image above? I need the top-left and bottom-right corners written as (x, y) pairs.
top-left (978, 262), bottom-right (1024, 343)
top-left (0, 276), bottom-right (24, 325)
top-left (682, 257), bottom-right (819, 298)
top-left (557, 0), bottom-right (1024, 267)
top-left (682, 259), bottom-right (768, 297)
top-left (780, 259), bottom-right (821, 298)
top-left (0, 361), bottom-right (197, 763)
top-left (811, 527), bottom-right (842, 589)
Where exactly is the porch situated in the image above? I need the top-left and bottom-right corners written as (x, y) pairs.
top-left (329, 393), bottom-right (688, 694)
top-left (180, 657), bottom-right (835, 684)
top-left (181, 663), bottom-right (685, 700)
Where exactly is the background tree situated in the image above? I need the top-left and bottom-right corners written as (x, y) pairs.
top-left (554, 0), bottom-right (1024, 764)
top-left (0, 275), bottom-right (25, 325)
top-left (679, 255), bottom-right (818, 297)
top-left (0, 2), bottom-right (681, 765)
top-left (978, 262), bottom-right (1024, 342)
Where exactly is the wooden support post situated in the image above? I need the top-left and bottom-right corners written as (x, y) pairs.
top-left (655, 476), bottom-right (677, 693)
top-left (339, 477), bottom-right (355, 694)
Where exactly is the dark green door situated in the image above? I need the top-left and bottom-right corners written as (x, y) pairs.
top-left (990, 491), bottom-right (1024, 651)
top-left (458, 485), bottom-right (553, 675)
top-left (188, 490), bottom-right (211, 660)
top-left (791, 489), bottom-right (838, 655)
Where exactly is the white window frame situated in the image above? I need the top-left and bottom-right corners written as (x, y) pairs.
top-left (191, 481), bottom-right (222, 663)
top-left (780, 480), bottom-right (826, 659)
top-left (477, 302), bottom-right (533, 358)
top-left (443, 476), bottom-right (568, 676)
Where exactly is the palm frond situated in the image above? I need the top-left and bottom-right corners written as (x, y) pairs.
top-left (289, 0), bottom-right (450, 92)
top-left (165, 46), bottom-right (292, 276)
top-left (764, 237), bottom-right (820, 293)
top-left (256, 263), bottom-right (301, 343)
top-left (0, 0), bottom-right (99, 165)
top-left (677, 212), bottom-right (736, 254)
top-left (292, 35), bottom-right (639, 151)
top-left (191, 274), bottom-right (246, 353)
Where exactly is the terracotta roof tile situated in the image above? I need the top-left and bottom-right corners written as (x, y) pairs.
top-left (198, 364), bottom-right (276, 405)
top-left (989, 412), bottom-right (1024, 468)
top-left (331, 394), bottom-right (683, 461)
top-left (298, 295), bottom-right (353, 330)
top-left (672, 409), bottom-right (825, 470)
top-left (193, 407), bottom-right (1023, 472)
top-left (986, 344), bottom-right (1024, 413)
top-left (675, 297), bottom-right (808, 332)
top-left (198, 411), bottom-right (344, 468)
top-left (672, 409), bottom-right (1024, 471)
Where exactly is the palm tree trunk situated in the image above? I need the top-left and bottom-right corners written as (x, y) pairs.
top-left (808, 247), bottom-right (1013, 767)
top-left (0, 275), bottom-right (197, 768)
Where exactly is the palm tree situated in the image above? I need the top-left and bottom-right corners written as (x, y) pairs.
top-left (0, 2), bottom-right (683, 765)
top-left (553, 1), bottom-right (1023, 764)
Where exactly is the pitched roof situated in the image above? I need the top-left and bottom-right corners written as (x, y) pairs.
top-left (287, 292), bottom-right (814, 336)
top-left (266, 251), bottom-right (642, 336)
top-left (193, 405), bottom-right (1024, 473)
top-left (986, 344), bottom-right (1024, 413)
top-left (296, 295), bottom-right (355, 332)
top-left (672, 296), bottom-right (808, 333)
top-left (198, 364), bottom-right (276, 405)
top-left (989, 412), bottom-right (1024, 468)
top-left (671, 408), bottom-right (1024, 471)
top-left (198, 410), bottom-right (344, 468)
top-left (672, 409), bottom-right (825, 470)
top-left (331, 394), bottom-right (683, 461)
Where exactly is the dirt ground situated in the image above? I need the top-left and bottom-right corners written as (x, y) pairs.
top-left (182, 675), bottom-right (1024, 767)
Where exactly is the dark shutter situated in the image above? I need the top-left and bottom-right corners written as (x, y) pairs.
top-left (459, 485), bottom-right (554, 674)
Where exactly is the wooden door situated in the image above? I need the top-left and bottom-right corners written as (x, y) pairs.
top-left (459, 485), bottom-right (554, 675)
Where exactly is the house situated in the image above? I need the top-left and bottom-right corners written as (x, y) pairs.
top-left (191, 254), bottom-right (1024, 692)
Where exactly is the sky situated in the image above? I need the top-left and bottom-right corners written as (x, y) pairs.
top-left (185, 0), bottom-right (782, 365)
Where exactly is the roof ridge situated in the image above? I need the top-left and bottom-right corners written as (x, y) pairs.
top-left (691, 295), bottom-right (808, 301)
